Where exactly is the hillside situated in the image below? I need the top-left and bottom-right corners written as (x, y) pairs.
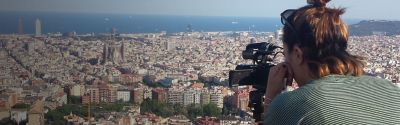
top-left (349, 20), bottom-right (400, 36)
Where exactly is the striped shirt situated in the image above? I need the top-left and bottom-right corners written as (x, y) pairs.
top-left (264, 75), bottom-right (400, 125)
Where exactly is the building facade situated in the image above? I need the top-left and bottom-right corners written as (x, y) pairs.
top-left (152, 88), bottom-right (167, 103)
top-left (210, 91), bottom-right (224, 108)
top-left (131, 88), bottom-right (144, 104)
top-left (167, 89), bottom-right (183, 105)
top-left (117, 90), bottom-right (130, 102)
top-left (82, 87), bottom-right (100, 104)
top-left (35, 18), bottom-right (41, 37)
top-left (70, 84), bottom-right (85, 97)
top-left (200, 92), bottom-right (210, 105)
top-left (233, 89), bottom-right (249, 111)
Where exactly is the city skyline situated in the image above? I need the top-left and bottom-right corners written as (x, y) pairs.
top-left (0, 31), bottom-right (399, 124)
top-left (0, 1), bottom-right (399, 124)
top-left (1, 0), bottom-right (400, 20)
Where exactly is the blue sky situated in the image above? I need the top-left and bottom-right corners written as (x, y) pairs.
top-left (0, 0), bottom-right (398, 20)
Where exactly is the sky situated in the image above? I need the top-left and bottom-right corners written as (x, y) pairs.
top-left (0, 0), bottom-right (399, 20)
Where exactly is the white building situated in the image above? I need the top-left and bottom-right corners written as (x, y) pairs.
top-left (165, 40), bottom-right (176, 51)
top-left (35, 18), bottom-right (41, 37)
top-left (275, 28), bottom-right (283, 40)
top-left (193, 90), bottom-right (201, 105)
top-left (200, 91), bottom-right (210, 105)
top-left (210, 91), bottom-right (224, 108)
top-left (143, 87), bottom-right (152, 100)
top-left (183, 90), bottom-right (195, 106)
top-left (168, 89), bottom-right (183, 105)
top-left (117, 91), bottom-right (131, 102)
top-left (55, 93), bottom-right (68, 106)
top-left (182, 89), bottom-right (201, 106)
top-left (11, 109), bottom-right (27, 125)
top-left (70, 84), bottom-right (85, 97)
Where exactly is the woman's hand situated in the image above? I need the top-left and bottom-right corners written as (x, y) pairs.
top-left (266, 62), bottom-right (293, 99)
top-left (264, 62), bottom-right (293, 113)
top-left (263, 62), bottom-right (294, 115)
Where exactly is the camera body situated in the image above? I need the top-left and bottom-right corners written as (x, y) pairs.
top-left (229, 63), bottom-right (274, 90)
top-left (229, 42), bottom-right (281, 122)
top-left (229, 42), bottom-right (280, 89)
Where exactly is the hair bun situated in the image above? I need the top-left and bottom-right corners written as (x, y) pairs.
top-left (308, 0), bottom-right (331, 7)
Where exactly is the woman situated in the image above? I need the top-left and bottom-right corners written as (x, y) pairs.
top-left (264, 0), bottom-right (400, 124)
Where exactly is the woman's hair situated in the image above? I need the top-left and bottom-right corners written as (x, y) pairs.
top-left (283, 0), bottom-right (364, 78)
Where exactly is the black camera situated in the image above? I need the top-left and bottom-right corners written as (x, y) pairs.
top-left (229, 42), bottom-right (282, 122)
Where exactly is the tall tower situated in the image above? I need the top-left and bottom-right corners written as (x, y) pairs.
top-left (110, 41), bottom-right (117, 64)
top-left (120, 40), bottom-right (125, 63)
top-left (103, 27), bottom-right (122, 65)
top-left (18, 17), bottom-right (23, 34)
top-left (35, 18), bottom-right (41, 37)
top-left (102, 42), bottom-right (109, 64)
top-left (110, 27), bottom-right (118, 64)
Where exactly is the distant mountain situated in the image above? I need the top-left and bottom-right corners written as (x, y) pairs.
top-left (349, 20), bottom-right (400, 36)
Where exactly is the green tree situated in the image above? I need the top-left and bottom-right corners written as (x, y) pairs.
top-left (45, 103), bottom-right (132, 124)
top-left (161, 104), bottom-right (174, 117)
top-left (186, 104), bottom-right (203, 120)
top-left (68, 95), bottom-right (82, 104)
top-left (13, 103), bottom-right (30, 109)
top-left (140, 99), bottom-right (152, 113)
top-left (203, 103), bottom-right (221, 117)
top-left (172, 103), bottom-right (187, 116)
top-left (222, 102), bottom-right (241, 116)
top-left (140, 99), bottom-right (173, 117)
top-left (45, 104), bottom-right (88, 124)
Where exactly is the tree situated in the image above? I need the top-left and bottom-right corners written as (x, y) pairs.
top-left (172, 104), bottom-right (187, 116)
top-left (45, 103), bottom-right (132, 124)
top-left (13, 103), bottom-right (30, 109)
top-left (203, 103), bottom-right (221, 117)
top-left (186, 104), bottom-right (203, 120)
top-left (140, 99), bottom-right (152, 113)
top-left (45, 104), bottom-right (87, 124)
top-left (68, 95), bottom-right (82, 104)
top-left (140, 99), bottom-right (173, 117)
top-left (222, 102), bottom-right (241, 116)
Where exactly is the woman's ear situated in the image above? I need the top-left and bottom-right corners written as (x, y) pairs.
top-left (293, 45), bottom-right (304, 65)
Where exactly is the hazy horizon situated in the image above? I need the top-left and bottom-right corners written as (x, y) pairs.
top-left (1, 0), bottom-right (400, 20)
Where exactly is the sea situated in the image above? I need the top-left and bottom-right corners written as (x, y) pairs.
top-left (0, 12), bottom-right (361, 34)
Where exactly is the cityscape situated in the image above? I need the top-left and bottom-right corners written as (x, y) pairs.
top-left (0, 16), bottom-right (399, 125)
top-left (4, 0), bottom-right (400, 124)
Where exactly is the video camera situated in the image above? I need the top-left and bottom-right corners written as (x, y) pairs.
top-left (229, 42), bottom-right (282, 122)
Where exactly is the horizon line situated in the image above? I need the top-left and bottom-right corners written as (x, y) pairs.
top-left (0, 10), bottom-right (374, 21)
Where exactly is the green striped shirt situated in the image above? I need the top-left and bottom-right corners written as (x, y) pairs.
top-left (264, 75), bottom-right (400, 125)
